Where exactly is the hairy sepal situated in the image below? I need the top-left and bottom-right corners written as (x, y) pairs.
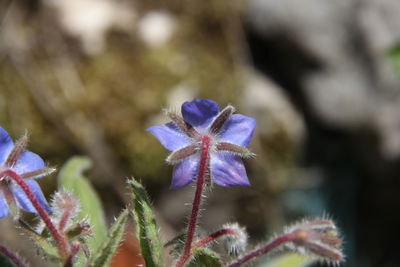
top-left (215, 142), bottom-right (255, 158)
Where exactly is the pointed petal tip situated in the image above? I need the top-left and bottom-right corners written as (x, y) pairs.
top-left (13, 151), bottom-right (46, 175)
top-left (169, 182), bottom-right (191, 190)
top-left (0, 193), bottom-right (10, 218)
top-left (147, 124), bottom-right (190, 151)
top-left (219, 114), bottom-right (256, 147)
top-left (170, 158), bottom-right (198, 189)
top-left (214, 179), bottom-right (251, 187)
top-left (182, 99), bottom-right (220, 128)
top-left (211, 154), bottom-right (251, 187)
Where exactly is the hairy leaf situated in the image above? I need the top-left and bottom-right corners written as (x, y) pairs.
top-left (187, 248), bottom-right (222, 267)
top-left (129, 178), bottom-right (164, 267)
top-left (89, 209), bottom-right (128, 267)
top-left (28, 232), bottom-right (59, 260)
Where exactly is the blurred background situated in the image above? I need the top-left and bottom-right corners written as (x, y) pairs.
top-left (1, 0), bottom-right (400, 266)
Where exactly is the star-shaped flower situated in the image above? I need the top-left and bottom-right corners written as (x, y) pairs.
top-left (0, 127), bottom-right (53, 218)
top-left (147, 99), bottom-right (256, 188)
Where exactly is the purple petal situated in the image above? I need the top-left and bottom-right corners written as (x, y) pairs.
top-left (147, 123), bottom-right (191, 151)
top-left (171, 156), bottom-right (199, 189)
top-left (0, 192), bottom-right (10, 218)
top-left (182, 99), bottom-right (219, 128)
top-left (11, 180), bottom-right (52, 213)
top-left (13, 151), bottom-right (46, 176)
top-left (218, 114), bottom-right (256, 147)
top-left (0, 127), bottom-right (14, 165)
top-left (210, 153), bottom-right (250, 187)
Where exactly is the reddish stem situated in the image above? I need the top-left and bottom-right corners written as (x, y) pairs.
top-left (58, 196), bottom-right (75, 232)
top-left (0, 170), bottom-right (70, 259)
top-left (192, 228), bottom-right (236, 249)
top-left (176, 135), bottom-right (210, 267)
top-left (227, 233), bottom-right (296, 267)
top-left (63, 242), bottom-right (81, 267)
top-left (59, 208), bottom-right (71, 232)
top-left (0, 244), bottom-right (28, 267)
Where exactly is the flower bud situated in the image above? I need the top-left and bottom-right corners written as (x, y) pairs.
top-left (52, 191), bottom-right (80, 232)
top-left (284, 218), bottom-right (344, 264)
top-left (221, 223), bottom-right (248, 255)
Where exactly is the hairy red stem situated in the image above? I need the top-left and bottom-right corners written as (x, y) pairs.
top-left (58, 195), bottom-right (75, 232)
top-left (176, 135), bottom-right (210, 267)
top-left (59, 208), bottom-right (71, 232)
top-left (0, 244), bottom-right (28, 267)
top-left (0, 170), bottom-right (69, 259)
top-left (192, 228), bottom-right (236, 249)
top-left (227, 233), bottom-right (296, 267)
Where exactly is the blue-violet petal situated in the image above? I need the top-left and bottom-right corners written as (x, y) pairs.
top-left (0, 193), bottom-right (10, 218)
top-left (210, 154), bottom-right (250, 187)
top-left (182, 99), bottom-right (219, 128)
top-left (12, 180), bottom-right (52, 213)
top-left (218, 114), bottom-right (256, 147)
top-left (14, 151), bottom-right (46, 176)
top-left (0, 127), bottom-right (14, 164)
top-left (171, 157), bottom-right (198, 189)
top-left (147, 123), bottom-right (191, 151)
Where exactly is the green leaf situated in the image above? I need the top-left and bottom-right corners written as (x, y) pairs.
top-left (29, 232), bottom-right (59, 260)
top-left (129, 178), bottom-right (164, 267)
top-left (187, 248), bottom-right (222, 267)
top-left (89, 209), bottom-right (128, 267)
top-left (57, 156), bottom-right (107, 257)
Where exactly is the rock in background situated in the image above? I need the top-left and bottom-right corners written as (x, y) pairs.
top-left (245, 0), bottom-right (400, 266)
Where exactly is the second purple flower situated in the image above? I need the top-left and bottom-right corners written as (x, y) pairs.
top-left (147, 99), bottom-right (256, 189)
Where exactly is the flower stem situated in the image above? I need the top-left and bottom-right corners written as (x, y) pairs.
top-left (227, 232), bottom-right (296, 267)
top-left (176, 135), bottom-right (210, 267)
top-left (0, 244), bottom-right (28, 267)
top-left (192, 228), bottom-right (236, 249)
top-left (63, 242), bottom-right (81, 267)
top-left (0, 170), bottom-right (70, 260)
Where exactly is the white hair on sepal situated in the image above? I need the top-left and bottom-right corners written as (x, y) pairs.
top-left (221, 222), bottom-right (248, 255)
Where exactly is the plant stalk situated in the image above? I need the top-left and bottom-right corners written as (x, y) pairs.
top-left (227, 232), bottom-right (296, 267)
top-left (192, 228), bottom-right (236, 249)
top-left (175, 135), bottom-right (210, 267)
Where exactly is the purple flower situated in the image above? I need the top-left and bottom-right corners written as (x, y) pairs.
top-left (147, 99), bottom-right (256, 189)
top-left (0, 127), bottom-right (53, 218)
